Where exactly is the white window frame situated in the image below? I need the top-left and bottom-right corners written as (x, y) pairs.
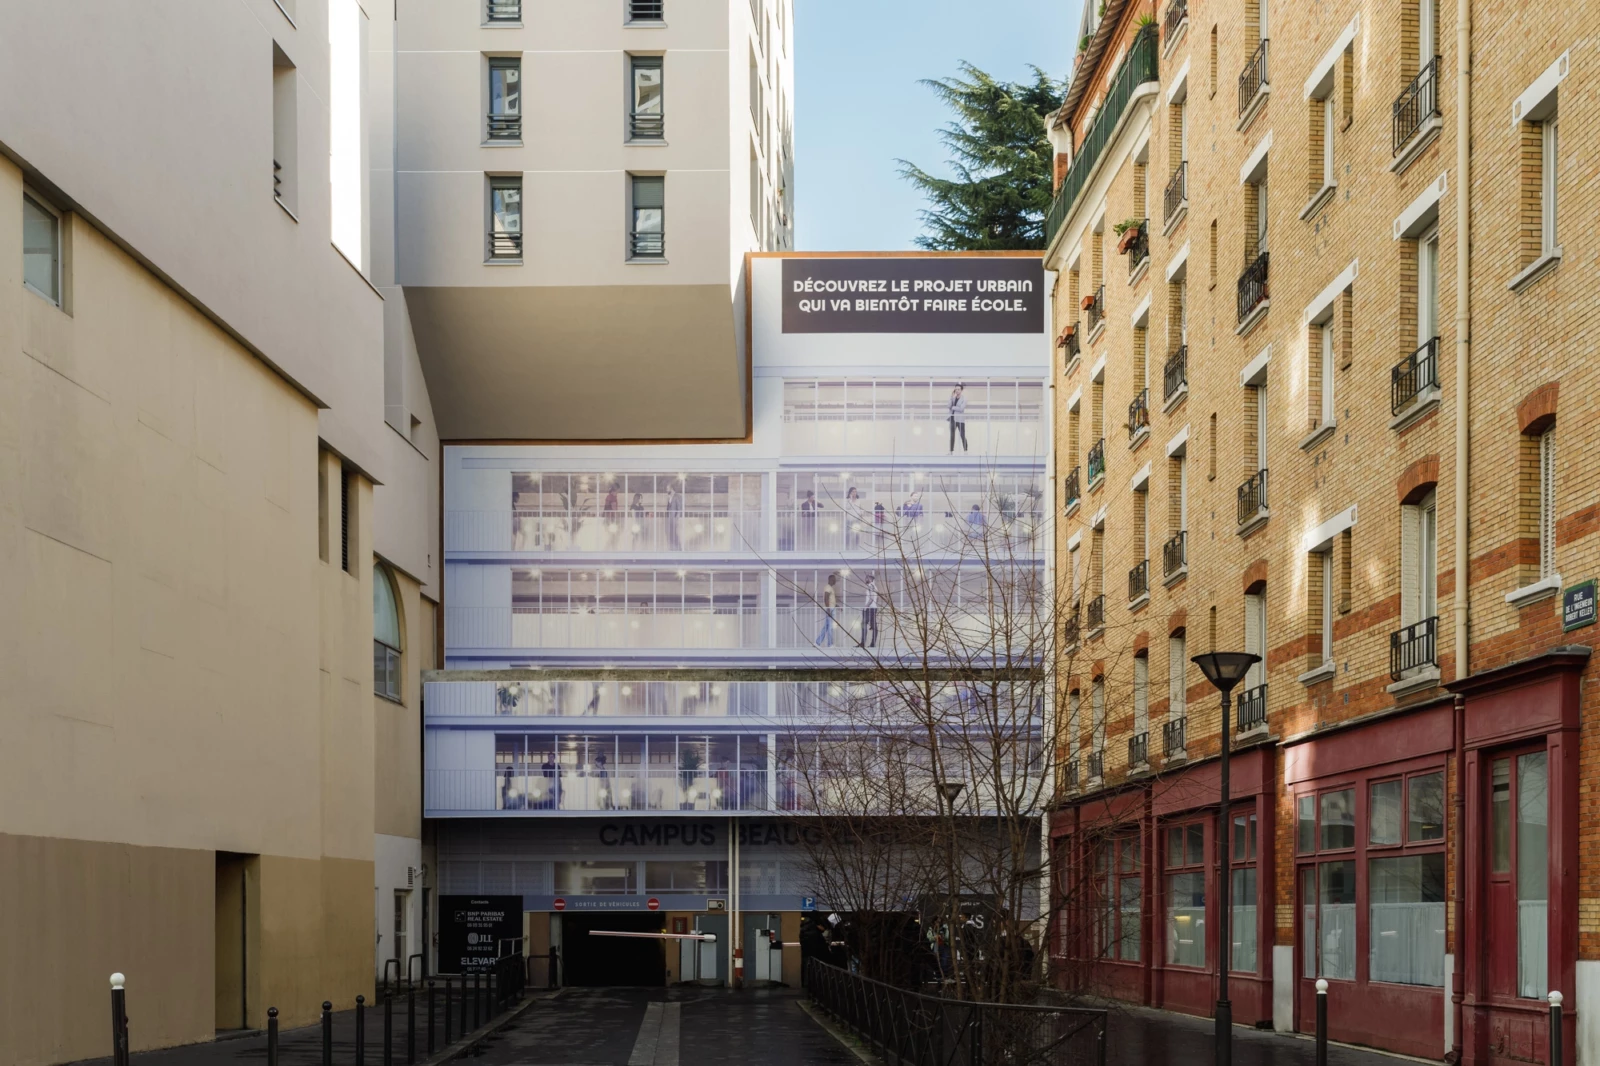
top-left (1133, 654), bottom-right (1149, 738)
top-left (1419, 227), bottom-right (1439, 344)
top-left (1319, 322), bottom-right (1335, 428)
top-left (1168, 633), bottom-right (1187, 717)
top-left (1319, 551), bottom-right (1334, 663)
top-left (1091, 678), bottom-right (1107, 755)
top-left (1255, 383), bottom-right (1269, 472)
top-left (1244, 590), bottom-right (1267, 689)
top-left (22, 192), bottom-right (62, 306)
top-left (1178, 454), bottom-right (1189, 531)
top-left (1418, 0), bottom-right (1435, 67)
top-left (1419, 492), bottom-right (1438, 620)
top-left (1323, 94), bottom-right (1336, 186)
top-left (1539, 427), bottom-right (1556, 578)
top-left (1256, 179), bottom-right (1270, 255)
top-left (1541, 115), bottom-right (1559, 255)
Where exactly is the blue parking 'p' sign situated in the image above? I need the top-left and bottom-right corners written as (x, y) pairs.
top-left (801, 897), bottom-right (816, 912)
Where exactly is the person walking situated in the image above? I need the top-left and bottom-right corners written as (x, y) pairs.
top-left (947, 383), bottom-right (968, 453)
top-left (815, 572), bottom-right (839, 647)
top-left (859, 572), bottom-right (879, 649)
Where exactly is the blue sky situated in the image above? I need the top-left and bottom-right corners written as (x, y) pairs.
top-left (793, 0), bottom-right (1081, 252)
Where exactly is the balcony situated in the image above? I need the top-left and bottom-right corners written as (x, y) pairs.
top-left (1064, 466), bottom-right (1082, 511)
top-left (1162, 530), bottom-right (1187, 580)
top-left (1085, 285), bottom-right (1106, 337)
top-left (485, 0), bottom-right (521, 21)
top-left (1087, 438), bottom-right (1106, 486)
top-left (1390, 616), bottom-right (1438, 680)
top-left (1236, 468), bottom-right (1268, 530)
top-left (1392, 56), bottom-right (1441, 159)
top-left (1162, 716), bottom-right (1186, 759)
top-left (1237, 39), bottom-right (1269, 124)
top-left (630, 229), bottom-right (665, 259)
top-left (1060, 325), bottom-right (1082, 367)
top-left (1087, 594), bottom-right (1106, 634)
top-left (1064, 605), bottom-right (1082, 648)
top-left (628, 0), bottom-right (665, 19)
top-left (489, 229), bottom-right (523, 260)
top-left (1128, 731), bottom-right (1149, 770)
top-left (630, 110), bottom-right (665, 141)
top-left (1087, 749), bottom-right (1105, 782)
top-left (1128, 559), bottom-right (1149, 604)
top-left (1125, 220), bottom-right (1149, 279)
top-left (1391, 336), bottom-right (1439, 417)
top-left (1236, 250), bottom-right (1269, 328)
top-left (487, 112), bottom-right (522, 141)
top-left (1163, 162), bottom-right (1187, 230)
top-left (1045, 25), bottom-right (1160, 248)
top-left (1163, 345), bottom-right (1187, 405)
top-left (1127, 388), bottom-right (1150, 442)
top-left (1064, 757), bottom-right (1081, 792)
top-left (1162, 0), bottom-right (1188, 50)
top-left (1236, 683), bottom-right (1267, 733)
top-left (428, 767), bottom-right (797, 814)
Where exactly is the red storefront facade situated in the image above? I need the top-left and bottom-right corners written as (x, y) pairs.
top-left (1048, 743), bottom-right (1277, 1026)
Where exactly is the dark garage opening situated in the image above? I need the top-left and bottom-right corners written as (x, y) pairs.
top-left (563, 912), bottom-right (667, 986)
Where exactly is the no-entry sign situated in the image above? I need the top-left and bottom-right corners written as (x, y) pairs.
top-left (647, 897), bottom-right (660, 911)
top-left (553, 897), bottom-right (566, 911)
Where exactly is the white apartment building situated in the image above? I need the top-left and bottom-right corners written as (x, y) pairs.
top-left (391, 0), bottom-right (795, 443)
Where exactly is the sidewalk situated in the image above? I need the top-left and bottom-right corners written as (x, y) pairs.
top-left (1104, 1004), bottom-right (1433, 1066)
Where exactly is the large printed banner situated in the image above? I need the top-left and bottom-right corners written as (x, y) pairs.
top-left (781, 256), bottom-right (1044, 334)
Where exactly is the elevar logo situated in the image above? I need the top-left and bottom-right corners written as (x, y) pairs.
top-left (781, 257), bottom-right (1044, 334)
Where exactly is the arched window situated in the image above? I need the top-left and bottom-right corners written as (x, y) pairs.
top-left (374, 565), bottom-right (402, 701)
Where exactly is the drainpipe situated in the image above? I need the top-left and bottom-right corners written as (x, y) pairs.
top-left (1449, 0), bottom-right (1472, 1054)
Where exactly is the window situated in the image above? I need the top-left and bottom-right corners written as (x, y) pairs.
top-left (272, 43), bottom-right (298, 214)
top-left (627, 0), bottom-right (665, 21)
top-left (1255, 179), bottom-right (1269, 255)
top-left (1208, 412), bottom-right (1218, 479)
top-left (1317, 551), bottom-right (1334, 664)
top-left (488, 176), bottom-right (523, 260)
top-left (488, 57), bottom-right (522, 141)
top-left (1298, 788), bottom-right (1356, 980)
top-left (1317, 321), bottom-right (1335, 428)
top-left (1091, 677), bottom-right (1106, 757)
top-left (1418, 227), bottom-right (1439, 344)
top-left (22, 194), bottom-right (61, 305)
top-left (393, 889), bottom-right (410, 964)
top-left (1097, 837), bottom-right (1142, 961)
top-left (629, 55), bottom-right (663, 140)
top-left (340, 464), bottom-right (353, 573)
top-left (1243, 588), bottom-right (1267, 691)
top-left (1209, 26), bottom-right (1218, 96)
top-left (1168, 633), bottom-right (1186, 719)
top-left (1133, 653), bottom-right (1149, 741)
top-left (749, 145), bottom-right (762, 232)
top-left (629, 175), bottom-right (665, 258)
top-left (1540, 115), bottom-right (1558, 254)
top-left (374, 565), bottom-right (402, 702)
top-left (1538, 427), bottom-right (1556, 578)
top-left (1491, 751), bottom-right (1550, 998)
top-left (1321, 93), bottom-right (1336, 188)
top-left (1231, 809), bottom-right (1259, 972)
top-left (1165, 822), bottom-right (1206, 967)
top-left (1402, 491), bottom-right (1438, 626)
top-left (1367, 772), bottom-right (1447, 986)
top-left (486, 0), bottom-right (521, 21)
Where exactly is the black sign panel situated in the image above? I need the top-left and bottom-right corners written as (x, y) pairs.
top-left (782, 257), bottom-right (1045, 334)
top-left (1563, 580), bottom-right (1596, 632)
top-left (439, 895), bottom-right (522, 974)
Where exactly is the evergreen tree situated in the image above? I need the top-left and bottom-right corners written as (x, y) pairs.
top-left (899, 64), bottom-right (1067, 251)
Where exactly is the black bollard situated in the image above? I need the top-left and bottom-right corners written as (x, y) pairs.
top-left (427, 979), bottom-right (436, 1055)
top-left (383, 984), bottom-right (393, 1066)
top-left (1315, 979), bottom-right (1328, 1066)
top-left (356, 995), bottom-right (366, 1066)
top-left (1550, 991), bottom-right (1565, 1066)
top-left (109, 973), bottom-right (130, 1066)
top-left (266, 1008), bottom-right (279, 1066)
top-left (472, 972), bottom-right (481, 1030)
top-left (444, 976), bottom-right (454, 1045)
top-left (407, 976), bottom-right (416, 1065)
top-left (321, 1002), bottom-right (333, 1066)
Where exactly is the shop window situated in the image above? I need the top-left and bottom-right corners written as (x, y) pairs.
top-left (1491, 751), bottom-right (1550, 999)
top-left (1165, 821), bottom-right (1206, 967)
top-left (1096, 837), bottom-right (1142, 961)
top-left (1367, 771), bottom-right (1446, 987)
top-left (1230, 809), bottom-right (1259, 973)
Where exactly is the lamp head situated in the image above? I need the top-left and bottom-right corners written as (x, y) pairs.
top-left (1191, 651), bottom-right (1261, 694)
top-left (939, 781), bottom-right (967, 805)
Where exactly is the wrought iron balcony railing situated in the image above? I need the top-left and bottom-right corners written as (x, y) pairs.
top-left (486, 0), bottom-right (521, 21)
top-left (1087, 749), bottom-right (1105, 781)
top-left (1087, 594), bottom-right (1106, 632)
top-left (1127, 388), bottom-right (1150, 440)
top-left (1237, 468), bottom-right (1268, 525)
top-left (1238, 39), bottom-right (1269, 118)
top-left (1393, 56), bottom-right (1441, 155)
top-left (1064, 605), bottom-right (1082, 647)
top-left (487, 113), bottom-right (522, 141)
top-left (630, 111), bottom-right (665, 140)
top-left (1064, 757), bottom-right (1080, 791)
top-left (1390, 616), bottom-right (1438, 680)
top-left (1162, 530), bottom-right (1187, 578)
top-left (1162, 716), bottom-right (1186, 758)
top-left (1236, 683), bottom-right (1267, 732)
top-left (1063, 326), bottom-right (1081, 365)
top-left (630, 230), bottom-right (666, 259)
top-left (1237, 250), bottom-right (1269, 324)
top-left (1045, 26), bottom-right (1160, 247)
top-left (1163, 345), bottom-right (1187, 402)
top-left (1064, 466), bottom-right (1082, 510)
top-left (489, 230), bottom-right (523, 260)
top-left (1086, 285), bottom-right (1106, 335)
top-left (1087, 438), bottom-right (1106, 484)
top-left (1128, 731), bottom-right (1149, 769)
top-left (1163, 162), bottom-right (1187, 225)
top-left (1128, 559), bottom-right (1149, 602)
top-left (1391, 336), bottom-right (1439, 414)
top-left (1126, 220), bottom-right (1149, 276)
top-left (1163, 0), bottom-right (1188, 44)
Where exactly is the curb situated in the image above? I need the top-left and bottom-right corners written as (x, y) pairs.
top-left (795, 999), bottom-right (882, 1066)
top-left (421, 990), bottom-right (561, 1066)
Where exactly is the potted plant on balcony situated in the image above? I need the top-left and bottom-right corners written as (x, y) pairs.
top-left (1113, 217), bottom-right (1144, 253)
top-left (1056, 323), bottom-right (1078, 347)
top-left (1081, 293), bottom-right (1097, 310)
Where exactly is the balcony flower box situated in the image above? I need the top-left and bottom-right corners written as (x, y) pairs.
top-left (1081, 293), bottom-right (1098, 311)
top-left (1115, 222), bottom-right (1144, 254)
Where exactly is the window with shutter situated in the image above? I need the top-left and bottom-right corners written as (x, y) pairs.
top-left (1244, 591), bottom-right (1265, 687)
top-left (1169, 634), bottom-right (1186, 716)
top-left (1539, 428), bottom-right (1556, 577)
top-left (1400, 504), bottom-right (1420, 626)
top-left (1134, 654), bottom-right (1149, 736)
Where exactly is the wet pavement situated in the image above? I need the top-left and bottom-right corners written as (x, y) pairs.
top-left (1103, 1003), bottom-right (1425, 1066)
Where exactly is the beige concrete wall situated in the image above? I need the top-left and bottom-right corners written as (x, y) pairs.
top-left (376, 568), bottom-right (432, 842)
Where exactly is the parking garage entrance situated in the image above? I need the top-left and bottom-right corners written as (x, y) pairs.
top-left (561, 912), bottom-right (667, 987)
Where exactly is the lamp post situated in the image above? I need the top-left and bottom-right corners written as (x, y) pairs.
top-left (937, 779), bottom-right (967, 998)
top-left (1192, 651), bottom-right (1260, 1066)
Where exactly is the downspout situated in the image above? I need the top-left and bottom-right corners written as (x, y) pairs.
top-left (1449, 0), bottom-right (1472, 1053)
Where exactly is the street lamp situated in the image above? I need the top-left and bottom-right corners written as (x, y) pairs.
top-left (1192, 651), bottom-right (1260, 1066)
top-left (938, 780), bottom-right (967, 810)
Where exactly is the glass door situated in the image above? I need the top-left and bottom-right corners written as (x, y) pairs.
top-left (1487, 749), bottom-right (1549, 1000)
